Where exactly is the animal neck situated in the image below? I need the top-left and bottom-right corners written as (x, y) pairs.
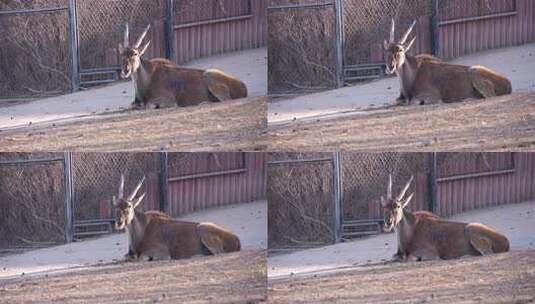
top-left (132, 58), bottom-right (152, 101)
top-left (126, 209), bottom-right (147, 254)
top-left (395, 209), bottom-right (416, 253)
top-left (396, 54), bottom-right (418, 98)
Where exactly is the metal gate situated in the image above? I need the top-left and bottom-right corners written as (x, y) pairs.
top-left (74, 0), bottom-right (167, 88)
top-left (340, 0), bottom-right (434, 82)
top-left (0, 153), bottom-right (72, 251)
top-left (70, 153), bottom-right (163, 239)
top-left (267, 1), bottom-right (341, 95)
top-left (0, 1), bottom-right (76, 100)
top-left (267, 153), bottom-right (339, 250)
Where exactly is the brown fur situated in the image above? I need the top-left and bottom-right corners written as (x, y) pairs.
top-left (129, 209), bottom-right (241, 261)
top-left (133, 58), bottom-right (248, 109)
top-left (387, 46), bottom-right (512, 105)
top-left (395, 209), bottom-right (509, 261)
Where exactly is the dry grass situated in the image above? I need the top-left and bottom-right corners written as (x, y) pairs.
top-left (269, 250), bottom-right (535, 303)
top-left (268, 92), bottom-right (535, 151)
top-left (0, 97), bottom-right (267, 151)
top-left (0, 250), bottom-right (267, 304)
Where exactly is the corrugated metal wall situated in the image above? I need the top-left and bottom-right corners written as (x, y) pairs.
top-left (173, 0), bottom-right (267, 63)
top-left (436, 152), bottom-right (535, 217)
top-left (167, 152), bottom-right (266, 217)
top-left (438, 0), bottom-right (535, 59)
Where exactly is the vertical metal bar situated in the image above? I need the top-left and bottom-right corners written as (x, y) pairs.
top-left (159, 152), bottom-right (169, 213)
top-left (63, 152), bottom-right (74, 243)
top-left (165, 0), bottom-right (176, 62)
top-left (334, 0), bottom-right (345, 87)
top-left (68, 0), bottom-right (80, 92)
top-left (428, 152), bottom-right (438, 213)
top-left (332, 152), bottom-right (343, 243)
top-left (431, 0), bottom-right (440, 56)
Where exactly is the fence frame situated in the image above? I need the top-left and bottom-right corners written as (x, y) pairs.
top-left (269, 152), bottom-right (533, 247)
top-left (269, 0), bottom-right (532, 93)
top-left (0, 154), bottom-right (74, 244)
top-left (0, 0), bottom-right (266, 100)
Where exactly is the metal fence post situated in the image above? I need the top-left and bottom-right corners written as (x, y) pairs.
top-left (68, 0), bottom-right (80, 92)
top-left (334, 0), bottom-right (345, 88)
top-left (165, 0), bottom-right (176, 62)
top-left (431, 0), bottom-right (440, 56)
top-left (332, 152), bottom-right (343, 243)
top-left (63, 152), bottom-right (74, 243)
top-left (428, 152), bottom-right (438, 214)
top-left (159, 152), bottom-right (169, 213)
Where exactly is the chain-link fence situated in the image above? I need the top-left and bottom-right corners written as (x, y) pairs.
top-left (341, 153), bottom-right (431, 221)
top-left (76, 0), bottom-right (166, 85)
top-left (268, 152), bottom-right (336, 250)
top-left (1, 0), bottom-right (265, 101)
top-left (268, 1), bottom-right (337, 95)
top-left (0, 153), bottom-right (66, 251)
top-left (342, 0), bottom-right (433, 80)
top-left (0, 0), bottom-right (72, 99)
top-left (71, 153), bottom-right (162, 225)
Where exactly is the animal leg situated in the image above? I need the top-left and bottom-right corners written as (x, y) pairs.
top-left (203, 71), bottom-right (232, 102)
top-left (146, 95), bottom-right (176, 109)
top-left (469, 66), bottom-right (497, 98)
top-left (138, 247), bottom-right (171, 261)
top-left (407, 247), bottom-right (440, 262)
top-left (396, 93), bottom-right (406, 105)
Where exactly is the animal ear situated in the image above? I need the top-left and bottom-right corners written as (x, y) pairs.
top-left (139, 40), bottom-right (151, 57)
top-left (133, 192), bottom-right (146, 209)
top-left (401, 193), bottom-right (414, 209)
top-left (405, 37), bottom-right (417, 52)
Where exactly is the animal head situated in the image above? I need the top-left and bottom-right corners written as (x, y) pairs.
top-left (383, 19), bottom-right (417, 75)
top-left (380, 174), bottom-right (415, 232)
top-left (113, 174), bottom-right (146, 230)
top-left (118, 23), bottom-right (151, 79)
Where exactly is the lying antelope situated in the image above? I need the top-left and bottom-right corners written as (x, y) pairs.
top-left (113, 175), bottom-right (241, 261)
top-left (381, 175), bottom-right (509, 262)
top-left (118, 24), bottom-right (248, 109)
top-left (384, 19), bottom-right (512, 105)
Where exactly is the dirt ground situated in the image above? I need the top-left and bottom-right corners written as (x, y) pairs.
top-left (268, 92), bottom-right (535, 151)
top-left (0, 97), bottom-right (267, 151)
top-left (268, 250), bottom-right (535, 304)
top-left (0, 250), bottom-right (267, 304)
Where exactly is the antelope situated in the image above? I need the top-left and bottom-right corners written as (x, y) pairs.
top-left (381, 175), bottom-right (509, 262)
top-left (384, 19), bottom-right (512, 105)
top-left (113, 175), bottom-right (241, 261)
top-left (118, 24), bottom-right (248, 109)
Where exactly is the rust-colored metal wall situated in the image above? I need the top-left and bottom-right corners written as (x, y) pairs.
top-left (436, 153), bottom-right (535, 217)
top-left (438, 0), bottom-right (535, 59)
top-left (166, 152), bottom-right (266, 217)
top-left (173, 0), bottom-right (267, 64)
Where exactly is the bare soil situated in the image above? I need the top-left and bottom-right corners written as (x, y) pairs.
top-left (268, 250), bottom-right (535, 304)
top-left (268, 92), bottom-right (535, 151)
top-left (0, 250), bottom-right (267, 304)
top-left (0, 97), bottom-right (267, 151)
